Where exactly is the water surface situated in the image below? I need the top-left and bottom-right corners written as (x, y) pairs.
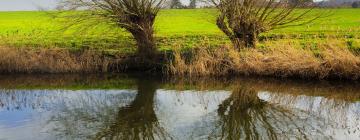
top-left (0, 74), bottom-right (359, 140)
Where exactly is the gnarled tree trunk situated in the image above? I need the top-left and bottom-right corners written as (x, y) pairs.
top-left (59, 0), bottom-right (165, 59)
top-left (217, 14), bottom-right (258, 50)
top-left (125, 14), bottom-right (158, 58)
top-left (130, 27), bottom-right (156, 57)
top-left (232, 32), bottom-right (257, 49)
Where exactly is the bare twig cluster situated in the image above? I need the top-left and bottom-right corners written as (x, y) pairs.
top-left (209, 0), bottom-right (322, 50)
top-left (58, 0), bottom-right (165, 57)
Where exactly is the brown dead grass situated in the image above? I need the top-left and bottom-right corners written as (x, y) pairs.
top-left (1, 38), bottom-right (359, 80)
top-left (166, 40), bottom-right (360, 80)
top-left (0, 47), bottom-right (128, 73)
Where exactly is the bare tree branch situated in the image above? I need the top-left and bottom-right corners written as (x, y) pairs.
top-left (210, 0), bottom-right (326, 50)
top-left (57, 0), bottom-right (165, 57)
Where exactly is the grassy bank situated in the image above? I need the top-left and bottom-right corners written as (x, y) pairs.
top-left (0, 9), bottom-right (359, 51)
top-left (0, 9), bottom-right (359, 79)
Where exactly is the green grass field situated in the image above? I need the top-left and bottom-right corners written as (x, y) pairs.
top-left (0, 9), bottom-right (359, 53)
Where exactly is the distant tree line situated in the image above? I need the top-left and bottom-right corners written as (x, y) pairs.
top-left (168, 0), bottom-right (197, 9)
top-left (318, 0), bottom-right (360, 8)
top-left (288, 0), bottom-right (314, 6)
top-left (352, 1), bottom-right (360, 8)
top-left (167, 0), bottom-right (360, 9)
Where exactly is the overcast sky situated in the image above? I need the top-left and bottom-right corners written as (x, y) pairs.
top-left (0, 0), bottom-right (58, 11)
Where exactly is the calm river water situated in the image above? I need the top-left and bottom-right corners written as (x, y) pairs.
top-left (0, 74), bottom-right (359, 140)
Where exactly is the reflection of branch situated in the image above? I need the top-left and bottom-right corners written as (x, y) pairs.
top-left (1, 75), bottom-right (359, 139)
top-left (45, 78), bottom-right (171, 139)
top-left (47, 91), bottom-right (137, 139)
top-left (215, 86), bottom-right (269, 139)
top-left (213, 85), bottom-right (333, 139)
top-left (94, 79), bottom-right (172, 140)
top-left (262, 92), bottom-right (356, 133)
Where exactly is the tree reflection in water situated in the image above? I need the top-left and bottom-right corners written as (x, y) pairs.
top-left (48, 78), bottom-right (171, 140)
top-left (211, 85), bottom-right (332, 140)
top-left (94, 78), bottom-right (170, 140)
top-left (0, 75), bottom-right (359, 139)
top-left (214, 86), bottom-right (270, 139)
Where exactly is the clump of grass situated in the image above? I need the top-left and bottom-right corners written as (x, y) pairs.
top-left (165, 38), bottom-right (360, 80)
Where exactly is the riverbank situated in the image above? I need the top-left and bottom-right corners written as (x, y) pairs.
top-left (0, 46), bottom-right (163, 73)
top-left (0, 9), bottom-right (359, 80)
top-left (1, 37), bottom-right (359, 80)
top-left (167, 39), bottom-right (360, 80)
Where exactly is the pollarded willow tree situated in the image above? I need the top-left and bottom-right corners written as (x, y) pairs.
top-left (209, 0), bottom-right (321, 50)
top-left (58, 0), bottom-right (165, 57)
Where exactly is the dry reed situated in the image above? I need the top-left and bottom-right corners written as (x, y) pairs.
top-left (166, 39), bottom-right (360, 80)
top-left (0, 38), bottom-right (359, 80)
top-left (0, 47), bottom-right (129, 73)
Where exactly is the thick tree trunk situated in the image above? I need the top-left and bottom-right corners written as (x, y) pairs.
top-left (132, 30), bottom-right (157, 58)
top-left (230, 35), bottom-right (256, 51)
top-left (230, 31), bottom-right (257, 50)
top-left (244, 33), bottom-right (257, 48)
top-left (230, 37), bottom-right (245, 51)
top-left (216, 12), bottom-right (259, 51)
top-left (124, 15), bottom-right (157, 59)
